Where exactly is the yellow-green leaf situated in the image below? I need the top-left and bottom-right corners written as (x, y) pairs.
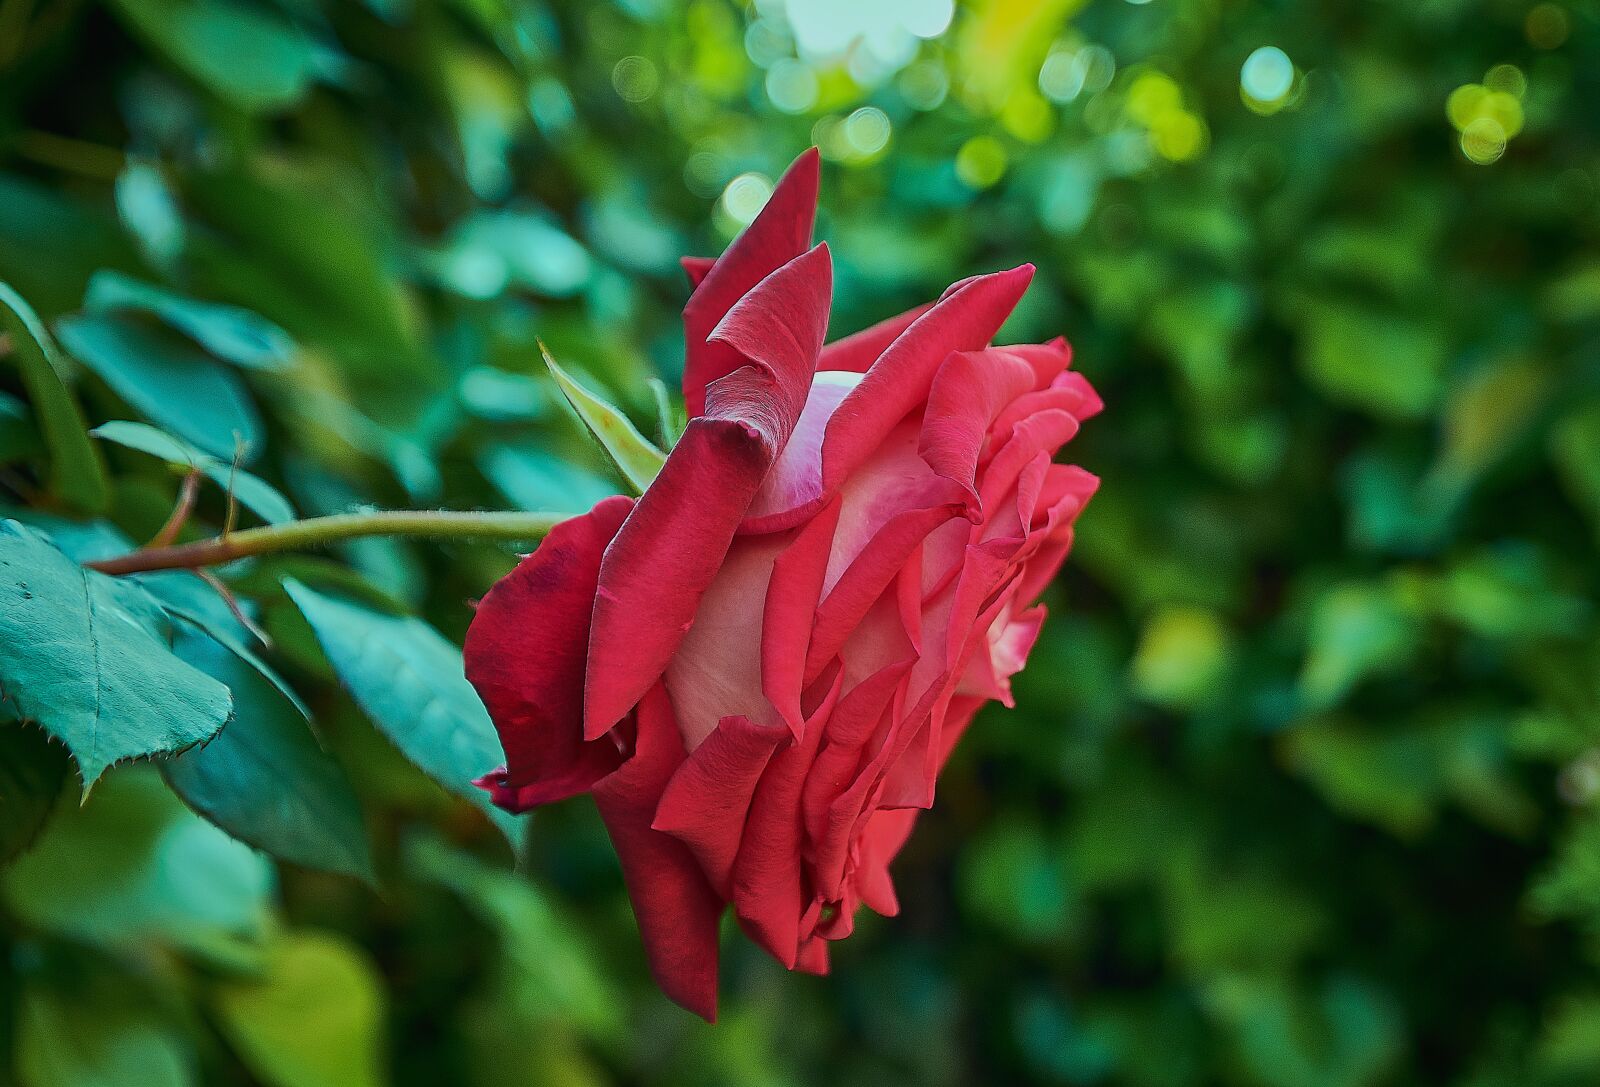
top-left (212, 931), bottom-right (386, 1087)
top-left (542, 344), bottom-right (664, 494)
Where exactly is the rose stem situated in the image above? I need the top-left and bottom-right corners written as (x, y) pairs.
top-left (84, 509), bottom-right (570, 576)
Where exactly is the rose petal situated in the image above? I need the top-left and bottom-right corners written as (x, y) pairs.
top-left (681, 255), bottom-right (716, 288)
top-left (761, 496), bottom-right (843, 737)
top-left (805, 498), bottom-right (967, 685)
top-left (731, 672), bottom-right (841, 968)
top-left (918, 348), bottom-right (1039, 511)
top-left (819, 264), bottom-right (1034, 496)
top-left (465, 496), bottom-right (634, 811)
top-left (855, 808), bottom-right (917, 917)
top-left (682, 148), bottom-right (820, 417)
top-left (592, 683), bottom-right (725, 1021)
top-left (653, 713), bottom-right (789, 897)
top-left (817, 302), bottom-right (932, 373)
top-left (586, 246), bottom-right (833, 737)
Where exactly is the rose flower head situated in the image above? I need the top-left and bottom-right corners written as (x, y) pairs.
top-left (465, 148), bottom-right (1101, 1020)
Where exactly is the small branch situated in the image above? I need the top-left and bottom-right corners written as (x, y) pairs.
top-left (196, 569), bottom-right (273, 648)
top-left (147, 469), bottom-right (203, 549)
top-left (86, 509), bottom-right (570, 576)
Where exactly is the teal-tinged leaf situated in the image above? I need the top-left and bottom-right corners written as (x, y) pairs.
top-left (1536, 993), bottom-right (1600, 1076)
top-left (458, 366), bottom-right (546, 422)
top-left (0, 281), bottom-right (110, 512)
top-left (958, 819), bottom-right (1076, 942)
top-left (116, 160), bottom-right (185, 273)
top-left (478, 445), bottom-right (616, 513)
top-left (1280, 717), bottom-right (1442, 837)
top-left (137, 570), bottom-right (311, 719)
top-left (93, 420), bottom-right (295, 525)
top-left (103, 0), bottom-right (323, 114)
top-left (0, 521), bottom-right (234, 787)
top-left (0, 507), bottom-right (133, 562)
top-left (17, 968), bottom-right (194, 1087)
top-left (1, 767), bottom-right (273, 963)
top-left (282, 579), bottom-right (520, 845)
top-left (165, 632), bottom-right (371, 881)
top-left (56, 311), bottom-right (264, 464)
top-left (211, 931), bottom-right (387, 1087)
top-left (0, 720), bottom-right (69, 864)
top-left (90, 418), bottom-right (195, 464)
top-left (86, 270), bottom-right (296, 371)
top-left (543, 345), bottom-right (665, 494)
top-left (428, 209), bottom-right (593, 298)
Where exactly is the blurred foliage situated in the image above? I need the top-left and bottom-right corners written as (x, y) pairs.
top-left (1, 0), bottom-right (1599, 1083)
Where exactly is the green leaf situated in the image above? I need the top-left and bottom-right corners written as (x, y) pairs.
top-left (103, 0), bottom-right (323, 114)
top-left (408, 834), bottom-right (619, 1033)
top-left (1299, 581), bottom-right (1423, 710)
top-left (959, 818), bottom-right (1076, 942)
top-left (17, 967), bottom-right (194, 1087)
top-left (56, 311), bottom-right (264, 464)
top-left (93, 420), bottom-right (295, 525)
top-left (164, 631), bottom-right (372, 881)
top-left (282, 579), bottom-right (521, 845)
top-left (2, 767), bottom-right (273, 963)
top-left (1296, 301), bottom-right (1447, 420)
top-left (543, 345), bottom-right (665, 494)
top-left (0, 720), bottom-right (69, 864)
top-left (212, 930), bottom-right (386, 1087)
top-left (0, 521), bottom-right (234, 787)
top-left (85, 270), bottom-right (296, 371)
top-left (0, 388), bottom-right (43, 465)
top-left (0, 281), bottom-right (110, 512)
top-left (1551, 399), bottom-right (1600, 540)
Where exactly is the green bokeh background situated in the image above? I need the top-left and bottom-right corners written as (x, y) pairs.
top-left (3, 0), bottom-right (1600, 1083)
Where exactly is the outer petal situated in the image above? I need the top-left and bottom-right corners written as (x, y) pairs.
top-left (855, 808), bottom-right (917, 916)
top-left (681, 255), bottom-right (716, 288)
top-left (682, 148), bottom-right (820, 416)
top-left (817, 302), bottom-right (932, 373)
top-left (466, 496), bottom-right (634, 811)
top-left (585, 245), bottom-right (833, 737)
top-left (592, 683), bottom-right (725, 1021)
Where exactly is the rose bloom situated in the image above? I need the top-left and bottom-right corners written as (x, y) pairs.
top-left (465, 149), bottom-right (1100, 1020)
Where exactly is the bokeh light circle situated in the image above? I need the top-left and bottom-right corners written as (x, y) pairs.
top-left (721, 172), bottom-right (774, 225)
top-left (1241, 47), bottom-right (1294, 104)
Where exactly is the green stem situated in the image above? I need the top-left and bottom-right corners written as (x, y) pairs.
top-left (85, 509), bottom-right (569, 576)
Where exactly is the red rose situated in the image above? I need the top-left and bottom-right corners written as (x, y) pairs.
top-left (465, 149), bottom-right (1100, 1020)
